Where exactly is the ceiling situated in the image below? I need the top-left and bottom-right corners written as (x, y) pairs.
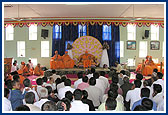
top-left (4, 3), bottom-right (164, 21)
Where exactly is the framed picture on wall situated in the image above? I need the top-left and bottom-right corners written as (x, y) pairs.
top-left (127, 41), bottom-right (136, 50)
top-left (150, 41), bottom-right (160, 50)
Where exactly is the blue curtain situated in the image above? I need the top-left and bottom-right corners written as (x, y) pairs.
top-left (52, 24), bottom-right (78, 56)
top-left (110, 25), bottom-right (120, 66)
top-left (52, 23), bottom-right (120, 67)
top-left (89, 24), bottom-right (103, 44)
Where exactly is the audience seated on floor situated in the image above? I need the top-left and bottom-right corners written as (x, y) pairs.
top-left (77, 76), bottom-right (89, 90)
top-left (125, 80), bottom-right (142, 110)
top-left (74, 71), bottom-right (83, 89)
top-left (70, 89), bottom-right (89, 111)
top-left (58, 79), bottom-right (75, 99)
top-left (84, 77), bottom-right (102, 108)
top-left (4, 67), bottom-right (165, 112)
top-left (25, 92), bottom-right (41, 111)
top-left (34, 87), bottom-right (49, 109)
top-left (131, 88), bottom-right (157, 111)
top-left (41, 101), bottom-right (57, 111)
top-left (4, 88), bottom-right (12, 111)
top-left (105, 97), bottom-right (117, 111)
top-left (81, 90), bottom-right (95, 111)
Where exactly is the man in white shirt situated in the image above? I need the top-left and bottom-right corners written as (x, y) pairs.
top-left (151, 72), bottom-right (164, 95)
top-left (152, 84), bottom-right (163, 106)
top-left (105, 97), bottom-right (117, 111)
top-left (57, 76), bottom-right (66, 92)
top-left (87, 68), bottom-right (95, 79)
top-left (11, 62), bottom-right (17, 72)
top-left (115, 61), bottom-right (122, 73)
top-left (28, 59), bottom-right (34, 70)
top-left (126, 80), bottom-right (142, 110)
top-left (4, 88), bottom-right (12, 111)
top-left (84, 77), bottom-right (103, 108)
top-left (34, 87), bottom-right (49, 109)
top-left (74, 72), bottom-right (83, 89)
top-left (25, 92), bottom-right (41, 111)
top-left (50, 70), bottom-right (61, 82)
top-left (22, 79), bottom-right (39, 104)
top-left (36, 78), bottom-right (43, 97)
top-left (99, 71), bottom-right (110, 90)
top-left (70, 89), bottom-right (89, 111)
top-left (58, 79), bottom-right (75, 99)
top-left (93, 72), bottom-right (106, 94)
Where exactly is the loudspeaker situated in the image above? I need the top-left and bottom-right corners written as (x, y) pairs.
top-left (41, 29), bottom-right (48, 39)
top-left (145, 30), bottom-right (149, 38)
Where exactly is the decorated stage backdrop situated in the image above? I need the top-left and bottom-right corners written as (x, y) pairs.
top-left (72, 36), bottom-right (103, 64)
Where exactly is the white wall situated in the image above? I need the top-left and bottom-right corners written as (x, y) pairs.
top-left (4, 24), bottom-right (164, 69)
top-left (120, 26), bottom-right (164, 69)
top-left (4, 25), bottom-right (53, 68)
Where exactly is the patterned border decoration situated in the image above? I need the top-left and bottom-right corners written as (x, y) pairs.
top-left (18, 23), bottom-right (24, 27)
top-left (137, 22), bottom-right (143, 27)
top-left (4, 20), bottom-right (164, 28)
top-left (114, 22), bottom-right (120, 26)
top-left (26, 23), bottom-right (31, 27)
top-left (145, 22), bottom-right (151, 27)
top-left (98, 21), bottom-right (103, 26)
top-left (106, 21), bottom-right (111, 26)
top-left (90, 21), bottom-right (95, 25)
top-left (81, 22), bottom-right (86, 26)
top-left (160, 23), bottom-right (164, 28)
top-left (41, 22), bottom-right (47, 27)
top-left (49, 22), bottom-right (54, 26)
top-left (122, 22), bottom-right (128, 27)
top-left (65, 22), bottom-right (70, 26)
top-left (73, 22), bottom-right (78, 26)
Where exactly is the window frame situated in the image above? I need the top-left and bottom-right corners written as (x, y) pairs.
top-left (127, 24), bottom-right (136, 40)
top-left (29, 24), bottom-right (37, 40)
top-left (41, 41), bottom-right (50, 57)
top-left (102, 24), bottom-right (112, 41)
top-left (6, 25), bottom-right (14, 41)
top-left (17, 41), bottom-right (25, 57)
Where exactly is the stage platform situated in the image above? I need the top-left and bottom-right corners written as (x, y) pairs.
top-left (45, 67), bottom-right (111, 75)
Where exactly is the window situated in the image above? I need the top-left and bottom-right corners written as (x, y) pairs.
top-left (152, 58), bottom-right (158, 63)
top-left (139, 41), bottom-right (147, 58)
top-left (102, 25), bottom-right (111, 40)
top-left (41, 41), bottom-right (49, 57)
top-left (65, 41), bottom-right (73, 51)
top-left (127, 58), bottom-right (135, 66)
top-left (120, 41), bottom-right (124, 57)
top-left (53, 25), bottom-right (62, 39)
top-left (29, 58), bottom-right (37, 67)
top-left (29, 24), bottom-right (37, 40)
top-left (6, 25), bottom-right (14, 40)
top-left (151, 24), bottom-right (159, 40)
top-left (162, 41), bottom-right (165, 57)
top-left (17, 41), bottom-right (25, 57)
top-left (78, 24), bottom-right (87, 38)
top-left (127, 24), bottom-right (136, 40)
top-left (115, 41), bottom-right (120, 58)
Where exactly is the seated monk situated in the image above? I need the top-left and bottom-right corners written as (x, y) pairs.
top-left (136, 56), bottom-right (158, 76)
top-left (22, 64), bottom-right (33, 76)
top-left (62, 51), bottom-right (75, 68)
top-left (142, 56), bottom-right (158, 75)
top-left (17, 62), bottom-right (26, 75)
top-left (50, 51), bottom-right (64, 69)
top-left (34, 63), bottom-right (44, 76)
top-left (136, 55), bottom-right (149, 72)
